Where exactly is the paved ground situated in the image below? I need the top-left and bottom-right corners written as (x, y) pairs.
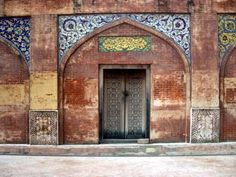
top-left (0, 155), bottom-right (236, 177)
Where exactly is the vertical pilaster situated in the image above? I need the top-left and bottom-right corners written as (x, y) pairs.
top-left (191, 0), bottom-right (220, 143)
top-left (29, 15), bottom-right (58, 145)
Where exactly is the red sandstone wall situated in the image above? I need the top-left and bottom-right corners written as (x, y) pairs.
top-left (62, 23), bottom-right (187, 144)
top-left (0, 41), bottom-right (29, 143)
top-left (0, 0), bottom-right (235, 144)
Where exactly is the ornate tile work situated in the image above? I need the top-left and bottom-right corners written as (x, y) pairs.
top-left (29, 111), bottom-right (58, 145)
top-left (59, 14), bottom-right (190, 62)
top-left (191, 108), bottom-right (220, 143)
top-left (0, 17), bottom-right (31, 64)
top-left (218, 14), bottom-right (236, 60)
top-left (99, 36), bottom-right (151, 52)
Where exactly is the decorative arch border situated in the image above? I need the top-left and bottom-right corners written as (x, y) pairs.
top-left (58, 14), bottom-right (190, 63)
top-left (59, 18), bottom-right (190, 73)
top-left (220, 41), bottom-right (236, 77)
top-left (218, 14), bottom-right (236, 61)
top-left (0, 17), bottom-right (31, 65)
top-left (58, 18), bottom-right (191, 144)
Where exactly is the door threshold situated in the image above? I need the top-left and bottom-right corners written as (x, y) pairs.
top-left (100, 138), bottom-right (149, 144)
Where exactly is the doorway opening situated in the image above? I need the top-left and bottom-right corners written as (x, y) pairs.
top-left (99, 65), bottom-right (150, 143)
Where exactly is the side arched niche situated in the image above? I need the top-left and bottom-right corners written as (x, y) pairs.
top-left (0, 39), bottom-right (29, 143)
top-left (220, 43), bottom-right (236, 141)
top-left (60, 19), bottom-right (190, 144)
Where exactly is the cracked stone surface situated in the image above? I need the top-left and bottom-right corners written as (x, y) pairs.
top-left (0, 155), bottom-right (236, 177)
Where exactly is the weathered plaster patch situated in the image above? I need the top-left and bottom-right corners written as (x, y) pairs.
top-left (0, 84), bottom-right (26, 105)
top-left (30, 72), bottom-right (57, 110)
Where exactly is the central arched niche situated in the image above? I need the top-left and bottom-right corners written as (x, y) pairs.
top-left (61, 20), bottom-right (190, 144)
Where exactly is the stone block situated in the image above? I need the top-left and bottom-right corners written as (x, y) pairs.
top-left (191, 108), bottom-right (220, 143)
top-left (192, 70), bottom-right (219, 107)
top-left (0, 84), bottom-right (26, 105)
top-left (31, 15), bottom-right (57, 72)
top-left (29, 110), bottom-right (58, 145)
top-left (30, 72), bottom-right (57, 110)
top-left (137, 138), bottom-right (149, 144)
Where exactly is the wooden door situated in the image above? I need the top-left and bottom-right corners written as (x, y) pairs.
top-left (103, 69), bottom-right (147, 140)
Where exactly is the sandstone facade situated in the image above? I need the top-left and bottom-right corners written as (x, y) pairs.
top-left (0, 0), bottom-right (235, 145)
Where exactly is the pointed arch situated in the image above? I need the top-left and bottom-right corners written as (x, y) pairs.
top-left (220, 42), bottom-right (236, 77)
top-left (59, 18), bottom-right (190, 74)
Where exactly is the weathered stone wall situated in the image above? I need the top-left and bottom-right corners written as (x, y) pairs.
top-left (191, 0), bottom-right (220, 143)
top-left (4, 0), bottom-right (236, 16)
top-left (0, 41), bottom-right (29, 143)
top-left (0, 0), bottom-right (235, 144)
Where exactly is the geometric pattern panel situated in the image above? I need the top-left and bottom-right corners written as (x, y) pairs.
top-left (99, 36), bottom-right (151, 52)
top-left (0, 17), bottom-right (31, 64)
top-left (58, 14), bottom-right (190, 62)
top-left (218, 14), bottom-right (236, 60)
top-left (191, 108), bottom-right (220, 143)
top-left (29, 110), bottom-right (58, 145)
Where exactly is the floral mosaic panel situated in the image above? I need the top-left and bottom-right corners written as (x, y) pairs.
top-left (218, 14), bottom-right (236, 60)
top-left (29, 110), bottom-right (58, 145)
top-left (191, 108), bottom-right (220, 143)
top-left (59, 14), bottom-right (190, 62)
top-left (0, 17), bottom-right (31, 64)
top-left (99, 36), bottom-right (151, 52)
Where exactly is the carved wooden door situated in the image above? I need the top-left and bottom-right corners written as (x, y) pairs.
top-left (103, 69), bottom-right (147, 139)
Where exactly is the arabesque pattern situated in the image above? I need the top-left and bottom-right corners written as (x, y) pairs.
top-left (0, 17), bottom-right (31, 64)
top-left (218, 14), bottom-right (236, 60)
top-left (29, 111), bottom-right (58, 145)
top-left (191, 108), bottom-right (220, 143)
top-left (59, 14), bottom-right (190, 62)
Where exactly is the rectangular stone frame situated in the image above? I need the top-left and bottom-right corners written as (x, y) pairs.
top-left (190, 108), bottom-right (220, 143)
top-left (29, 110), bottom-right (58, 145)
top-left (99, 65), bottom-right (151, 143)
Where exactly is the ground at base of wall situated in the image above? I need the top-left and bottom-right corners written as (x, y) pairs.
top-left (0, 142), bottom-right (236, 156)
top-left (0, 155), bottom-right (236, 177)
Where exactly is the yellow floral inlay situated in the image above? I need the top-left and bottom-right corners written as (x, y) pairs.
top-left (99, 36), bottom-right (151, 52)
top-left (218, 15), bottom-right (236, 59)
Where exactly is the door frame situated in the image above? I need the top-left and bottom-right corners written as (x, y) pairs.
top-left (99, 65), bottom-right (151, 143)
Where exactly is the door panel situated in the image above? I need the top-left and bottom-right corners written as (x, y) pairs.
top-left (104, 70), bottom-right (125, 138)
top-left (103, 69), bottom-right (147, 140)
top-left (125, 70), bottom-right (146, 138)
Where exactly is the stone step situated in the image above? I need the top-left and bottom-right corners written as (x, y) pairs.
top-left (0, 143), bottom-right (236, 156)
